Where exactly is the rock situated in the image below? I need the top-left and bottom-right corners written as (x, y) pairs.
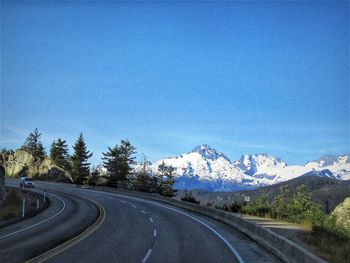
top-left (332, 197), bottom-right (350, 229)
top-left (0, 149), bottom-right (72, 182)
top-left (0, 165), bottom-right (5, 205)
top-left (35, 167), bottom-right (71, 183)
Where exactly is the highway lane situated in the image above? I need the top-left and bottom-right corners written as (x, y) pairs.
top-left (0, 183), bottom-right (99, 262)
top-left (4, 179), bottom-right (282, 263)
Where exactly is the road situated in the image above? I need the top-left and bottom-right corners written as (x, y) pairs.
top-left (2, 179), bottom-right (282, 263)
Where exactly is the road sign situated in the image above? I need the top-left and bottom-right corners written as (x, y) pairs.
top-left (244, 195), bottom-right (250, 202)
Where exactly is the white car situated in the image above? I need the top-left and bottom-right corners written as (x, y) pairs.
top-left (20, 177), bottom-right (35, 188)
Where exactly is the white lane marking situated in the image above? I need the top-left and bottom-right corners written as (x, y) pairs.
top-left (47, 187), bottom-right (244, 263)
top-left (107, 196), bottom-right (114, 200)
top-left (94, 194), bottom-right (100, 197)
top-left (131, 204), bottom-right (137, 208)
top-left (153, 229), bottom-right (157, 237)
top-left (149, 217), bottom-right (154, 223)
top-left (0, 193), bottom-right (66, 240)
top-left (141, 210), bottom-right (146, 214)
top-left (142, 248), bottom-right (152, 263)
top-left (111, 193), bottom-right (244, 263)
top-left (158, 204), bottom-right (245, 263)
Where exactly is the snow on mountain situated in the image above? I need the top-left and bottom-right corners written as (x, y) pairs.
top-left (147, 145), bottom-right (249, 191)
top-left (136, 145), bottom-right (350, 192)
top-left (234, 153), bottom-right (350, 183)
top-left (304, 154), bottom-right (350, 180)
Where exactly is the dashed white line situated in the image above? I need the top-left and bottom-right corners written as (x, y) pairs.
top-left (142, 248), bottom-right (152, 263)
top-left (131, 204), bottom-right (137, 208)
top-left (141, 210), bottom-right (146, 214)
top-left (153, 229), bottom-right (157, 237)
top-left (107, 196), bottom-right (114, 200)
top-left (149, 217), bottom-right (154, 223)
top-left (57, 187), bottom-right (244, 263)
top-left (119, 200), bottom-right (126, 204)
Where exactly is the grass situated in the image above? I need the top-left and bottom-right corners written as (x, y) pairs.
top-left (307, 220), bottom-right (350, 263)
top-left (0, 190), bottom-right (21, 220)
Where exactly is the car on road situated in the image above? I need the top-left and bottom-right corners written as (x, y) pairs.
top-left (20, 177), bottom-right (35, 188)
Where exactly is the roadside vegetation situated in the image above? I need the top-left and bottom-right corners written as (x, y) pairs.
top-left (232, 184), bottom-right (350, 263)
top-left (0, 189), bottom-right (21, 220)
top-left (181, 190), bottom-right (200, 204)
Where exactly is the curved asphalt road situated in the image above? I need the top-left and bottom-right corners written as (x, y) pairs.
top-left (3, 179), bottom-right (282, 263)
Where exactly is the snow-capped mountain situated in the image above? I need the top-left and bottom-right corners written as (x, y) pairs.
top-left (146, 145), bottom-right (250, 191)
top-left (233, 153), bottom-right (350, 184)
top-left (304, 154), bottom-right (350, 180)
top-left (137, 145), bottom-right (350, 192)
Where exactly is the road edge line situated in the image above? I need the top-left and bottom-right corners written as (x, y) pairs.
top-left (26, 199), bottom-right (106, 263)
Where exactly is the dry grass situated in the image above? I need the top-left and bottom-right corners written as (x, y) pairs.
top-left (0, 188), bottom-right (45, 222)
top-left (306, 224), bottom-right (350, 263)
top-left (0, 190), bottom-right (21, 220)
top-left (299, 219), bottom-right (313, 232)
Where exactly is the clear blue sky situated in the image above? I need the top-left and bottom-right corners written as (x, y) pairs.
top-left (1, 1), bottom-right (349, 165)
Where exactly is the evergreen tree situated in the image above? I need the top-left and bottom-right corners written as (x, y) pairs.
top-left (70, 132), bottom-right (92, 184)
top-left (102, 140), bottom-right (136, 188)
top-left (157, 161), bottom-right (176, 197)
top-left (289, 184), bottom-right (324, 224)
top-left (272, 185), bottom-right (290, 220)
top-left (135, 155), bottom-right (152, 188)
top-left (86, 166), bottom-right (99, 186)
top-left (21, 128), bottom-right (46, 160)
top-left (50, 138), bottom-right (70, 171)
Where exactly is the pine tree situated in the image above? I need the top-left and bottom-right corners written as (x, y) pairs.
top-left (86, 166), bottom-right (99, 186)
top-left (70, 132), bottom-right (92, 184)
top-left (50, 138), bottom-right (70, 171)
top-left (102, 140), bottom-right (136, 188)
top-left (157, 162), bottom-right (176, 197)
top-left (22, 128), bottom-right (46, 160)
top-left (135, 155), bottom-right (152, 188)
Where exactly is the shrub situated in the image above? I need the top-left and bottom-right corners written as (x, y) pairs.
top-left (181, 190), bottom-right (200, 205)
top-left (4, 189), bottom-right (21, 206)
top-left (229, 202), bottom-right (241, 212)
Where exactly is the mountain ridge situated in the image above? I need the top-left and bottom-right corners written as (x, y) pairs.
top-left (139, 144), bottom-right (350, 192)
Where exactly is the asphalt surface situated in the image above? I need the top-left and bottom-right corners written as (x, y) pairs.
top-left (2, 179), bottom-right (283, 263)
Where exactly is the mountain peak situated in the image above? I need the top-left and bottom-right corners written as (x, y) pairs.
top-left (191, 145), bottom-right (231, 162)
top-left (306, 153), bottom-right (350, 167)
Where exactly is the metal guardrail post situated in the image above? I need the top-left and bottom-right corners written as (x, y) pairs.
top-left (22, 197), bottom-right (26, 218)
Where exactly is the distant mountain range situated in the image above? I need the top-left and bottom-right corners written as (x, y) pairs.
top-left (139, 144), bottom-right (350, 192)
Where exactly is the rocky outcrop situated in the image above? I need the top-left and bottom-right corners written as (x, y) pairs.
top-left (0, 149), bottom-right (72, 182)
top-left (332, 197), bottom-right (350, 229)
top-left (0, 165), bottom-right (5, 205)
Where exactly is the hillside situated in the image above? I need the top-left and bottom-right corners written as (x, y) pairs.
top-left (175, 175), bottom-right (350, 213)
top-left (0, 149), bottom-right (71, 182)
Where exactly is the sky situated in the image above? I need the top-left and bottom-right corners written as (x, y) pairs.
top-left (1, 1), bottom-right (349, 165)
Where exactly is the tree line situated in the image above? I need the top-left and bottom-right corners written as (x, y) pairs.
top-left (9, 128), bottom-right (176, 197)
